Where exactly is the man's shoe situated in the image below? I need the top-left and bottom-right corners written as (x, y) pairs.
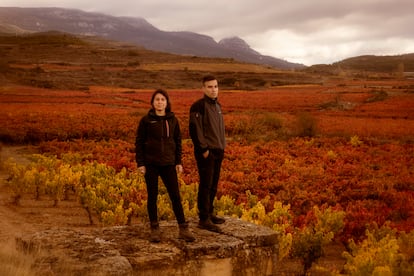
top-left (210, 215), bottom-right (225, 224)
top-left (198, 219), bottom-right (222, 233)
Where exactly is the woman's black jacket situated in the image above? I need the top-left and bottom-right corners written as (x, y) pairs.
top-left (135, 110), bottom-right (182, 167)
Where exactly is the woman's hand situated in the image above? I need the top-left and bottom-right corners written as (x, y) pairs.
top-left (138, 166), bottom-right (146, 174)
top-left (176, 164), bottom-right (183, 174)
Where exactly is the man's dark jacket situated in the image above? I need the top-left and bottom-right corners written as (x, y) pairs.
top-left (189, 95), bottom-right (226, 154)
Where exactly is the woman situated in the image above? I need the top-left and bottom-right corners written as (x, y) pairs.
top-left (135, 89), bottom-right (195, 243)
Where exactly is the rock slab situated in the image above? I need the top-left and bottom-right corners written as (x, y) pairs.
top-left (16, 217), bottom-right (279, 276)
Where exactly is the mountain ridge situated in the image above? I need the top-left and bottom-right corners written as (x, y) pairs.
top-left (0, 7), bottom-right (304, 69)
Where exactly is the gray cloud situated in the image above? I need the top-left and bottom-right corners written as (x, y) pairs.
top-left (2, 0), bottom-right (413, 65)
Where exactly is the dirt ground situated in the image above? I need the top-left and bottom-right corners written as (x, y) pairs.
top-left (0, 146), bottom-right (97, 242)
top-left (0, 146), bottom-right (37, 241)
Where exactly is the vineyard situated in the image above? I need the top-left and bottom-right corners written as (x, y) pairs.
top-left (1, 76), bottom-right (414, 274)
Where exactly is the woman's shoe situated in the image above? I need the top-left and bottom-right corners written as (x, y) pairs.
top-left (150, 222), bottom-right (161, 243)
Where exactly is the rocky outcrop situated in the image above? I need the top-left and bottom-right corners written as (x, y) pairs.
top-left (16, 217), bottom-right (279, 276)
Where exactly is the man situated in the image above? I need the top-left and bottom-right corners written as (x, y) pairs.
top-left (189, 75), bottom-right (226, 233)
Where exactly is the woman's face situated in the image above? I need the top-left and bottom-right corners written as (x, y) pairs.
top-left (152, 93), bottom-right (167, 112)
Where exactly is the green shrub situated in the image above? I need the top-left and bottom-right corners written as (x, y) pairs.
top-left (293, 112), bottom-right (318, 137)
top-left (227, 112), bottom-right (284, 142)
top-left (343, 224), bottom-right (414, 275)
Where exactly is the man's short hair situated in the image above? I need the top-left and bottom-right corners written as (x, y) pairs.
top-left (202, 74), bottom-right (217, 84)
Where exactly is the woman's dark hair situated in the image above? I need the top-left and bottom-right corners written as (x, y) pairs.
top-left (151, 88), bottom-right (171, 112)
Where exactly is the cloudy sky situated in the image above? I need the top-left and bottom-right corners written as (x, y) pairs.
top-left (2, 0), bottom-right (414, 65)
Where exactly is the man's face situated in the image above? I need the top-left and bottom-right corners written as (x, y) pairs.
top-left (203, 79), bottom-right (218, 99)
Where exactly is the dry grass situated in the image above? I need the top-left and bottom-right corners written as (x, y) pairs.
top-left (0, 240), bottom-right (37, 276)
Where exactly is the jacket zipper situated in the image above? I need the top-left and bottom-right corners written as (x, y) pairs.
top-left (165, 120), bottom-right (170, 138)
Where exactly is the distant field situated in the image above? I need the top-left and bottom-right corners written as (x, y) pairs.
top-left (1, 78), bottom-right (413, 142)
top-left (140, 62), bottom-right (287, 73)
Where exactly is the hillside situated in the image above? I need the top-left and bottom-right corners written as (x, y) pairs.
top-left (335, 54), bottom-right (414, 72)
top-left (0, 31), bottom-right (319, 90)
top-left (0, 7), bottom-right (304, 70)
top-left (305, 53), bottom-right (414, 75)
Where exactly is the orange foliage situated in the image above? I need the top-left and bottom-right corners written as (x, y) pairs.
top-left (1, 78), bottom-right (413, 240)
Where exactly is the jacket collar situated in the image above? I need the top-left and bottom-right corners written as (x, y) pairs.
top-left (204, 94), bottom-right (218, 104)
top-left (148, 109), bottom-right (174, 119)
